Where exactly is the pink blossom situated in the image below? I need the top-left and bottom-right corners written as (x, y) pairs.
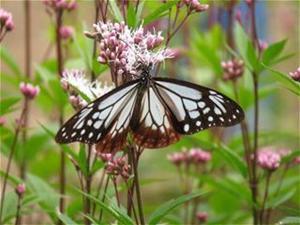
top-left (257, 147), bottom-right (281, 171)
top-left (183, 0), bottom-right (209, 12)
top-left (196, 211), bottom-right (208, 223)
top-left (59, 26), bottom-right (74, 40)
top-left (43, 0), bottom-right (77, 12)
top-left (19, 82), bottom-right (40, 99)
top-left (98, 153), bottom-right (113, 162)
top-left (15, 183), bottom-right (26, 196)
top-left (289, 67), bottom-right (300, 82)
top-left (0, 8), bottom-right (14, 31)
top-left (235, 10), bottom-right (242, 24)
top-left (293, 156), bottom-right (300, 165)
top-left (0, 116), bottom-right (6, 126)
top-left (104, 156), bottom-right (131, 180)
top-left (167, 152), bottom-right (185, 166)
top-left (221, 58), bottom-right (244, 81)
top-left (258, 40), bottom-right (268, 51)
top-left (189, 148), bottom-right (211, 163)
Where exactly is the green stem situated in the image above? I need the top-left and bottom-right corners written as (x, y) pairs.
top-left (260, 172), bottom-right (272, 224)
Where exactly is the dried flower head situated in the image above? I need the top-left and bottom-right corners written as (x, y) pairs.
top-left (289, 67), bottom-right (300, 82)
top-left (257, 147), bottom-right (281, 171)
top-left (222, 58), bottom-right (244, 81)
top-left (182, 0), bottom-right (209, 13)
top-left (19, 82), bottom-right (40, 99)
top-left (43, 0), bottom-right (77, 11)
top-left (168, 148), bottom-right (211, 166)
top-left (60, 25), bottom-right (74, 40)
top-left (92, 21), bottom-right (173, 80)
top-left (61, 70), bottom-right (114, 106)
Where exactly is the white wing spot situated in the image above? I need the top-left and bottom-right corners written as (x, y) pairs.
top-left (208, 116), bottom-right (213, 122)
top-left (94, 120), bottom-right (102, 129)
top-left (209, 91), bottom-right (217, 94)
top-left (184, 124), bottom-right (190, 132)
top-left (214, 107), bottom-right (222, 115)
top-left (233, 114), bottom-right (236, 119)
top-left (203, 107), bottom-right (210, 114)
top-left (87, 120), bottom-right (92, 126)
top-left (62, 132), bottom-right (66, 137)
top-left (198, 101), bottom-right (205, 108)
top-left (62, 127), bottom-right (65, 132)
top-left (80, 129), bottom-right (86, 135)
top-left (97, 133), bottom-right (101, 140)
top-left (196, 121), bottom-right (201, 126)
top-left (236, 109), bottom-right (240, 113)
top-left (220, 117), bottom-right (224, 122)
top-left (183, 99), bottom-right (197, 111)
top-left (71, 132), bottom-right (76, 137)
top-left (88, 132), bottom-right (93, 138)
top-left (92, 112), bottom-right (100, 119)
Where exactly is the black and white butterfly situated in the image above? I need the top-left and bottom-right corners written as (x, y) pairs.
top-left (55, 65), bottom-right (244, 152)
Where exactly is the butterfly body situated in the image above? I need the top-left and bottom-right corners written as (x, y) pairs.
top-left (56, 67), bottom-right (244, 152)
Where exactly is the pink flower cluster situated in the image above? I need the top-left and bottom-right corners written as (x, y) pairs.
top-left (0, 116), bottom-right (6, 126)
top-left (19, 82), bottom-right (40, 99)
top-left (168, 148), bottom-right (211, 166)
top-left (257, 147), bottom-right (281, 171)
top-left (98, 153), bottom-right (131, 180)
top-left (221, 58), bottom-right (244, 81)
top-left (182, 0), bottom-right (209, 12)
top-left (93, 21), bottom-right (170, 79)
top-left (59, 26), bottom-right (74, 40)
top-left (289, 67), bottom-right (300, 82)
top-left (43, 0), bottom-right (77, 11)
top-left (0, 8), bottom-right (14, 32)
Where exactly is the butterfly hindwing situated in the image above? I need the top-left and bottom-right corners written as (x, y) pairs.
top-left (130, 85), bottom-right (180, 149)
top-left (55, 80), bottom-right (140, 146)
top-left (153, 78), bottom-right (244, 134)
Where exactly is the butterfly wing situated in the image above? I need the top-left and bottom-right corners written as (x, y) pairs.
top-left (55, 79), bottom-right (140, 152)
top-left (130, 85), bottom-right (180, 149)
top-left (153, 77), bottom-right (244, 134)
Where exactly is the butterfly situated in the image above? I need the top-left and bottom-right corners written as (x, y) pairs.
top-left (55, 65), bottom-right (244, 153)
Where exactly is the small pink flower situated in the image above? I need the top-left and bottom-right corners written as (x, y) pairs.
top-left (258, 40), bottom-right (268, 51)
top-left (98, 153), bottom-right (113, 162)
top-left (183, 0), bottom-right (209, 12)
top-left (43, 0), bottom-right (77, 12)
top-left (257, 147), bottom-right (281, 171)
top-left (104, 156), bottom-right (131, 180)
top-left (293, 156), bottom-right (300, 165)
top-left (19, 82), bottom-right (40, 99)
top-left (0, 116), bottom-right (6, 126)
top-left (15, 183), bottom-right (26, 196)
top-left (235, 10), bottom-right (242, 24)
top-left (289, 67), bottom-right (300, 82)
top-left (196, 211), bottom-right (208, 223)
top-left (59, 26), bottom-right (74, 40)
top-left (0, 8), bottom-right (14, 32)
top-left (189, 148), bottom-right (211, 164)
top-left (222, 58), bottom-right (244, 81)
top-left (167, 152), bottom-right (184, 166)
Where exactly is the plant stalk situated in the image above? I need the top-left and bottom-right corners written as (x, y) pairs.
top-left (260, 172), bottom-right (272, 224)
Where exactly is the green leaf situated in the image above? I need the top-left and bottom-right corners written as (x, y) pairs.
top-left (73, 31), bottom-right (93, 71)
top-left (127, 4), bottom-right (137, 28)
top-left (78, 189), bottom-right (134, 225)
top-left (262, 39), bottom-right (287, 66)
top-left (0, 170), bottom-right (22, 185)
top-left (263, 65), bottom-right (300, 96)
top-left (1, 192), bottom-right (18, 224)
top-left (78, 144), bottom-right (88, 176)
top-left (39, 123), bottom-right (78, 161)
top-left (0, 97), bottom-right (21, 115)
top-left (278, 217), bottom-right (300, 224)
top-left (109, 0), bottom-right (123, 22)
top-left (214, 144), bottom-right (248, 178)
top-left (57, 212), bottom-right (79, 225)
top-left (148, 192), bottom-right (204, 225)
top-left (266, 189), bottom-right (296, 209)
top-left (27, 174), bottom-right (59, 222)
top-left (144, 1), bottom-right (178, 25)
top-left (0, 46), bottom-right (22, 76)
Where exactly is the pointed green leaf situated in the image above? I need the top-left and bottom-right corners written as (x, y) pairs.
top-left (0, 97), bottom-right (21, 116)
top-left (0, 46), bottom-right (22, 76)
top-left (278, 217), bottom-right (300, 224)
top-left (144, 1), bottom-right (178, 25)
top-left (57, 212), bottom-right (79, 225)
top-left (148, 192), bottom-right (204, 225)
top-left (109, 0), bottom-right (123, 22)
top-left (262, 39), bottom-right (287, 66)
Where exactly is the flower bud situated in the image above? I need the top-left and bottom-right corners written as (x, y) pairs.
top-left (222, 58), bottom-right (244, 81)
top-left (289, 67), bottom-right (300, 82)
top-left (15, 183), bottom-right (26, 196)
top-left (19, 82), bottom-right (40, 99)
top-left (196, 211), bottom-right (208, 223)
top-left (0, 116), bottom-right (6, 126)
top-left (59, 26), bottom-right (74, 40)
top-left (257, 147), bottom-right (281, 171)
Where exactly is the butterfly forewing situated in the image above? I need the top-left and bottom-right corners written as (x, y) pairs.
top-left (130, 86), bottom-right (180, 148)
top-left (55, 80), bottom-right (139, 145)
top-left (153, 78), bottom-right (244, 134)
